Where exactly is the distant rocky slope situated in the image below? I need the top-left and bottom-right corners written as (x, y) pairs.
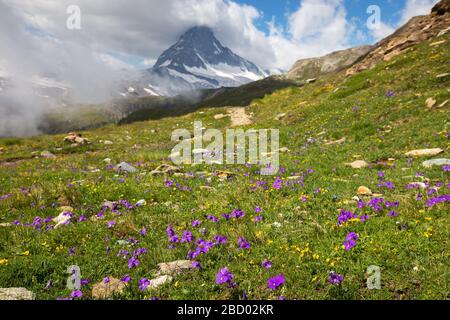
top-left (346, 0), bottom-right (450, 75)
top-left (286, 45), bottom-right (372, 80)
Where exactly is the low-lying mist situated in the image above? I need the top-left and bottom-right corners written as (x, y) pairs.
top-left (0, 2), bottom-right (127, 138)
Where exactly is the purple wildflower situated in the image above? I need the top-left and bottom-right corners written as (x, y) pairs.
top-left (267, 274), bottom-right (285, 290)
top-left (181, 231), bottom-right (194, 243)
top-left (107, 221), bottom-right (116, 229)
top-left (231, 209), bottom-right (245, 219)
top-left (254, 215), bottom-right (263, 222)
top-left (214, 235), bottom-right (227, 245)
top-left (70, 290), bottom-right (83, 298)
top-left (388, 210), bottom-right (399, 217)
top-left (237, 237), bottom-right (251, 250)
top-left (127, 256), bottom-right (139, 269)
top-left (215, 267), bottom-right (234, 286)
top-left (138, 278), bottom-right (150, 291)
top-left (261, 259), bottom-right (273, 269)
top-left (329, 272), bottom-right (344, 285)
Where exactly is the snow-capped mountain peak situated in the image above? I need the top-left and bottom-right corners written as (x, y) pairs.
top-left (142, 26), bottom-right (267, 96)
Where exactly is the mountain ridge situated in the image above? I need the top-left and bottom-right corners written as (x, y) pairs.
top-left (138, 26), bottom-right (267, 96)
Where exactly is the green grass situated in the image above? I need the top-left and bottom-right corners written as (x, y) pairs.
top-left (0, 35), bottom-right (449, 300)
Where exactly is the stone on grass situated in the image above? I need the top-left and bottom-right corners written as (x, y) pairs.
top-left (150, 164), bottom-right (179, 175)
top-left (156, 260), bottom-right (196, 276)
top-left (405, 148), bottom-right (443, 157)
top-left (324, 137), bottom-right (346, 146)
top-left (422, 158), bottom-right (450, 168)
top-left (64, 133), bottom-right (90, 146)
top-left (92, 277), bottom-right (127, 300)
top-left (53, 211), bottom-right (72, 229)
top-left (117, 162), bottom-right (137, 173)
top-left (214, 114), bottom-right (228, 120)
top-left (146, 275), bottom-right (173, 291)
top-left (346, 160), bottom-right (369, 169)
top-left (41, 151), bottom-right (56, 159)
top-left (425, 97), bottom-right (436, 109)
top-left (357, 186), bottom-right (373, 196)
top-left (0, 288), bottom-right (35, 300)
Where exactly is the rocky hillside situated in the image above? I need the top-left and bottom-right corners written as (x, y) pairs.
top-left (287, 46), bottom-right (372, 80)
top-left (347, 0), bottom-right (450, 75)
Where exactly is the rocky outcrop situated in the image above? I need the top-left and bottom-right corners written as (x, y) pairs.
top-left (287, 46), bottom-right (372, 80)
top-left (347, 0), bottom-right (450, 76)
top-left (0, 288), bottom-right (35, 300)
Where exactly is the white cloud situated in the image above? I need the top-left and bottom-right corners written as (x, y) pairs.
top-left (400, 0), bottom-right (439, 24)
top-left (368, 0), bottom-right (438, 41)
top-left (1, 0), bottom-right (360, 72)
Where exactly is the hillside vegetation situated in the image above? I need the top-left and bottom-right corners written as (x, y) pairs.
top-left (0, 33), bottom-right (448, 300)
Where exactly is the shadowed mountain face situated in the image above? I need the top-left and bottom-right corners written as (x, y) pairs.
top-left (140, 26), bottom-right (267, 96)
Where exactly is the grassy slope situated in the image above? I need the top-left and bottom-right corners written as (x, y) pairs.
top-left (0, 35), bottom-right (448, 300)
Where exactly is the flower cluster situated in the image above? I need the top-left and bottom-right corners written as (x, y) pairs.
top-left (343, 232), bottom-right (359, 251)
top-left (267, 274), bottom-right (285, 290)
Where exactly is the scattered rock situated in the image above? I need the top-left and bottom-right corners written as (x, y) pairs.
top-left (275, 113), bottom-right (286, 121)
top-left (146, 275), bottom-right (173, 290)
top-left (64, 133), bottom-right (90, 147)
top-left (405, 148), bottom-right (444, 157)
top-left (409, 182), bottom-right (428, 189)
top-left (306, 78), bottom-right (317, 83)
top-left (150, 164), bottom-right (179, 175)
top-left (214, 114), bottom-right (228, 120)
top-left (0, 288), bottom-right (35, 300)
top-left (92, 277), bottom-right (127, 300)
top-left (345, 160), bottom-right (369, 169)
top-left (436, 73), bottom-right (449, 79)
top-left (357, 186), bottom-right (373, 196)
top-left (437, 100), bottom-right (448, 108)
top-left (0, 223), bottom-right (12, 227)
top-left (102, 201), bottom-right (116, 210)
top-left (278, 147), bottom-right (291, 153)
top-left (136, 199), bottom-right (147, 207)
top-left (199, 186), bottom-right (216, 191)
top-left (53, 211), bottom-right (72, 229)
top-left (430, 40), bottom-right (446, 46)
top-left (324, 137), bottom-right (346, 146)
top-left (103, 158), bottom-right (112, 163)
top-left (215, 171), bottom-right (235, 181)
top-left (422, 158), bottom-right (450, 168)
top-left (425, 97), bottom-right (437, 108)
top-left (156, 260), bottom-right (196, 276)
top-left (103, 140), bottom-right (114, 145)
top-left (117, 162), bottom-right (137, 173)
top-left (40, 151), bottom-right (56, 159)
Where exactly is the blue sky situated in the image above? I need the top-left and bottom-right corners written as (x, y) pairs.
top-left (233, 0), bottom-right (433, 46)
